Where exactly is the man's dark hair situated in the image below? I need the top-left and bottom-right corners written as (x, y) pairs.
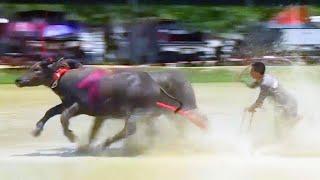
top-left (252, 62), bottom-right (265, 75)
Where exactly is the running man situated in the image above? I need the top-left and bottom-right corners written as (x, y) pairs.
top-left (244, 62), bottom-right (300, 136)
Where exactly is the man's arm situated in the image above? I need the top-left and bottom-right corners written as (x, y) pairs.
top-left (240, 77), bottom-right (260, 89)
top-left (248, 85), bottom-right (269, 111)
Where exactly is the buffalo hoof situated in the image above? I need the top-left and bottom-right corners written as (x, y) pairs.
top-left (31, 128), bottom-right (42, 137)
top-left (94, 143), bottom-right (107, 151)
top-left (76, 144), bottom-right (91, 153)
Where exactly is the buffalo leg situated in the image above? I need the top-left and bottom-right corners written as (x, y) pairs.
top-left (102, 117), bottom-right (136, 148)
top-left (88, 117), bottom-right (105, 144)
top-left (60, 103), bottom-right (79, 142)
top-left (32, 104), bottom-right (64, 137)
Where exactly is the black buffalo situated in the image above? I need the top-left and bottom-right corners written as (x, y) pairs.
top-left (16, 59), bottom-right (190, 148)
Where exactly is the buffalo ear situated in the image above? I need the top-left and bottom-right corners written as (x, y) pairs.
top-left (39, 61), bottom-right (50, 68)
top-left (58, 61), bottom-right (70, 68)
top-left (60, 59), bottom-right (82, 69)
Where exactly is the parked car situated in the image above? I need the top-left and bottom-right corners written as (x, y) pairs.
top-left (0, 10), bottom-right (85, 65)
top-left (105, 18), bottom-right (215, 64)
top-left (156, 19), bottom-right (215, 63)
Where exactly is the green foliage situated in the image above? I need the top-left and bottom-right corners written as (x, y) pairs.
top-left (0, 4), bottom-right (303, 32)
top-left (0, 67), bottom-right (241, 84)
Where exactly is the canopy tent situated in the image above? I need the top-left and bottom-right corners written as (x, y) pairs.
top-left (267, 6), bottom-right (316, 28)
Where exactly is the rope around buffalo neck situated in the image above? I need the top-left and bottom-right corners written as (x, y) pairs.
top-left (51, 67), bottom-right (70, 89)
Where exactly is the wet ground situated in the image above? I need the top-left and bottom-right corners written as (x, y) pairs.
top-left (1, 82), bottom-right (320, 180)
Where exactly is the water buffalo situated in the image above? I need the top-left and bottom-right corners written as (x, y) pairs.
top-left (58, 59), bottom-right (200, 113)
top-left (49, 59), bottom-right (208, 145)
top-left (15, 59), bottom-right (189, 148)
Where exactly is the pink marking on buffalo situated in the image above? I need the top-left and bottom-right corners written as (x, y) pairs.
top-left (77, 69), bottom-right (112, 108)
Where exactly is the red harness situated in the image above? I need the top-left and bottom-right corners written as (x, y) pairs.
top-left (51, 67), bottom-right (70, 88)
top-left (156, 101), bottom-right (207, 130)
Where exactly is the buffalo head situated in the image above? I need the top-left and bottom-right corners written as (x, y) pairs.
top-left (15, 57), bottom-right (82, 87)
